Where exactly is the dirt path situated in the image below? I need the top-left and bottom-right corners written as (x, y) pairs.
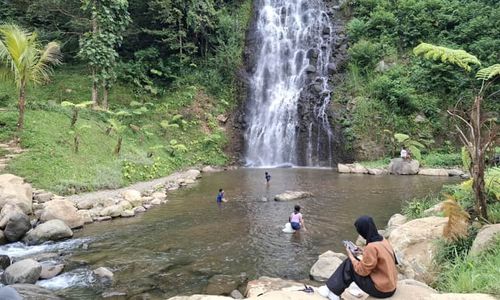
top-left (66, 170), bottom-right (195, 203)
top-left (0, 140), bottom-right (25, 172)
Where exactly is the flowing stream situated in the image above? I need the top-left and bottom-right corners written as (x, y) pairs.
top-left (244, 0), bottom-right (334, 167)
top-left (0, 169), bottom-right (459, 299)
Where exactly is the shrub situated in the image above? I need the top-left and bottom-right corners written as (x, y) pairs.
top-left (348, 40), bottom-right (384, 71)
top-left (402, 195), bottom-right (440, 219)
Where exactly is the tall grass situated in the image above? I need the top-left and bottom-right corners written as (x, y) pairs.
top-left (434, 238), bottom-right (500, 295)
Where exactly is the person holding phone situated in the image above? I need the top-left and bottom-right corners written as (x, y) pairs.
top-left (318, 216), bottom-right (398, 300)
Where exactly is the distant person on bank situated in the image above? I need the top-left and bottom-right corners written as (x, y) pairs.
top-left (318, 216), bottom-right (398, 299)
top-left (400, 147), bottom-right (411, 161)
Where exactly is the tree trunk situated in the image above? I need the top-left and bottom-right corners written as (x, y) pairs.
top-left (92, 69), bottom-right (99, 108)
top-left (91, 17), bottom-right (99, 108)
top-left (102, 83), bottom-right (108, 109)
top-left (114, 136), bottom-right (122, 155)
top-left (471, 95), bottom-right (488, 220)
top-left (74, 135), bottom-right (80, 153)
top-left (16, 83), bottom-right (26, 142)
top-left (71, 109), bottom-right (79, 128)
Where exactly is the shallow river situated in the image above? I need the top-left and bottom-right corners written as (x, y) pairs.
top-left (0, 169), bottom-right (459, 299)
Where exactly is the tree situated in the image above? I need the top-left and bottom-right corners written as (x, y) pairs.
top-left (414, 43), bottom-right (499, 220)
top-left (0, 24), bottom-right (62, 138)
top-left (78, 0), bottom-right (130, 108)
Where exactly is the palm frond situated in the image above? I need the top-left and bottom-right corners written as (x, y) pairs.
top-left (31, 41), bottom-right (62, 85)
top-left (414, 42), bottom-right (481, 72)
top-left (476, 64), bottom-right (500, 81)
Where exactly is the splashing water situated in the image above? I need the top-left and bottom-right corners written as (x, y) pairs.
top-left (245, 0), bottom-right (334, 167)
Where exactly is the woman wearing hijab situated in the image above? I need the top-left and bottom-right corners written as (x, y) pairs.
top-left (318, 215), bottom-right (398, 300)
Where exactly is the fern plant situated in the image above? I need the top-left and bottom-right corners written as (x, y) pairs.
top-left (414, 42), bottom-right (499, 221)
top-left (394, 133), bottom-right (426, 161)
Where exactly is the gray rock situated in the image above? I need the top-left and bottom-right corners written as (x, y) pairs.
top-left (95, 216), bottom-right (112, 222)
top-left (418, 169), bottom-right (450, 176)
top-left (367, 168), bottom-right (388, 175)
top-left (388, 158), bottom-right (420, 175)
top-left (94, 267), bottom-right (113, 284)
top-left (0, 174), bottom-right (33, 214)
top-left (40, 263), bottom-right (64, 279)
top-left (75, 198), bottom-right (96, 210)
top-left (205, 274), bottom-right (247, 296)
top-left (41, 199), bottom-right (84, 229)
top-left (23, 219), bottom-right (73, 245)
top-left (122, 190), bottom-right (142, 207)
top-left (77, 210), bottom-right (93, 224)
top-left (310, 251), bottom-right (346, 281)
top-left (4, 212), bottom-right (31, 242)
top-left (134, 206), bottom-right (146, 214)
top-left (0, 230), bottom-right (5, 245)
top-left (33, 192), bottom-right (53, 203)
top-left (305, 65), bottom-right (316, 73)
top-left (9, 284), bottom-right (61, 299)
top-left (201, 166), bottom-right (221, 173)
top-left (274, 191), bottom-right (313, 201)
top-left (0, 254), bottom-right (11, 270)
top-left (230, 289), bottom-right (244, 299)
top-left (120, 210), bottom-right (135, 218)
top-left (448, 169), bottom-right (465, 177)
top-left (0, 203), bottom-right (25, 229)
top-left (469, 224), bottom-right (500, 256)
top-left (100, 205), bottom-right (123, 218)
top-left (0, 286), bottom-right (22, 300)
top-left (2, 259), bottom-right (42, 284)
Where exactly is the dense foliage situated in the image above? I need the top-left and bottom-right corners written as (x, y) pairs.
top-left (336, 0), bottom-right (500, 158)
top-left (0, 0), bottom-right (251, 192)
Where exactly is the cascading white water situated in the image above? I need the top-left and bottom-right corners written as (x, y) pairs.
top-left (244, 0), bottom-right (334, 167)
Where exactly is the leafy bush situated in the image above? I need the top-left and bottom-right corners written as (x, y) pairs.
top-left (421, 152), bottom-right (462, 167)
top-left (348, 40), bottom-right (384, 71)
top-left (402, 195), bottom-right (440, 219)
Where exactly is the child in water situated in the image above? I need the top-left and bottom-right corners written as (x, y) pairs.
top-left (265, 171), bottom-right (271, 184)
top-left (289, 205), bottom-right (306, 231)
top-left (216, 188), bottom-right (225, 207)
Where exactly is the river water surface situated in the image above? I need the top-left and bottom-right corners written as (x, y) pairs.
top-left (0, 169), bottom-right (459, 299)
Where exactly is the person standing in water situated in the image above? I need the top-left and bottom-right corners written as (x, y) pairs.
top-left (265, 171), bottom-right (271, 185)
top-left (289, 205), bottom-right (306, 231)
top-left (216, 188), bottom-right (225, 208)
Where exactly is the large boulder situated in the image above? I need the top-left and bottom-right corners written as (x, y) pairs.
top-left (341, 279), bottom-right (436, 300)
top-left (274, 191), bottom-right (313, 201)
top-left (388, 158), bottom-right (419, 175)
top-left (469, 224), bottom-right (500, 256)
top-left (387, 217), bottom-right (448, 283)
top-left (168, 296), bottom-right (233, 300)
top-left (201, 166), bottom-right (222, 173)
top-left (8, 284), bottom-right (61, 300)
top-left (184, 169), bottom-right (201, 180)
top-left (336, 163), bottom-right (368, 174)
top-left (204, 274), bottom-right (247, 295)
top-left (40, 263), bottom-right (64, 279)
top-left (23, 219), bottom-right (73, 245)
top-left (3, 212), bottom-right (31, 242)
top-left (2, 259), bottom-right (42, 284)
top-left (122, 190), bottom-right (142, 207)
top-left (245, 277), bottom-right (304, 298)
top-left (0, 174), bottom-right (33, 214)
top-left (94, 267), bottom-right (114, 284)
top-left (40, 199), bottom-right (84, 229)
top-left (100, 205), bottom-right (124, 218)
top-left (0, 203), bottom-right (25, 229)
top-left (418, 169), bottom-right (450, 176)
top-left (0, 286), bottom-right (22, 300)
top-left (309, 251), bottom-right (346, 281)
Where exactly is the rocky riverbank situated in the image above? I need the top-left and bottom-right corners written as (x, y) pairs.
top-left (0, 166), bottom-right (227, 298)
top-left (165, 210), bottom-right (499, 300)
top-left (338, 158), bottom-right (469, 178)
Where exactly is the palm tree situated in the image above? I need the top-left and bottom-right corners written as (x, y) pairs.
top-left (0, 24), bottom-right (62, 138)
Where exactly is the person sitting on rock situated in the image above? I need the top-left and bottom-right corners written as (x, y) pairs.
top-left (400, 147), bottom-right (411, 161)
top-left (318, 216), bottom-right (397, 300)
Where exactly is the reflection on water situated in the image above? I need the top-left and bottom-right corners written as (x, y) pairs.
top-left (62, 169), bottom-right (458, 298)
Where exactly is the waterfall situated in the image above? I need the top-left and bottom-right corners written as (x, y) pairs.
top-left (244, 0), bottom-right (334, 167)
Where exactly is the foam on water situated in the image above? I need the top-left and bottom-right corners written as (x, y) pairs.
top-left (0, 238), bottom-right (91, 259)
top-left (37, 268), bottom-right (95, 290)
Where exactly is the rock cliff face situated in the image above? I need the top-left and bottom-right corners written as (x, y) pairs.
top-left (239, 0), bottom-right (353, 166)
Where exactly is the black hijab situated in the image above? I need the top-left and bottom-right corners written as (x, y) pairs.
top-left (354, 215), bottom-right (383, 244)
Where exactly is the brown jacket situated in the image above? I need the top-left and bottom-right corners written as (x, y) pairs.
top-left (351, 238), bottom-right (398, 292)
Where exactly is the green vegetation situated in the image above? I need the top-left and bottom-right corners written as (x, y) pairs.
top-left (336, 0), bottom-right (500, 159)
top-left (0, 0), bottom-right (252, 194)
top-left (434, 235), bottom-right (500, 295)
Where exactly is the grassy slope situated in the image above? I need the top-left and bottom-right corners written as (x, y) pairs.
top-left (0, 66), bottom-right (228, 194)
